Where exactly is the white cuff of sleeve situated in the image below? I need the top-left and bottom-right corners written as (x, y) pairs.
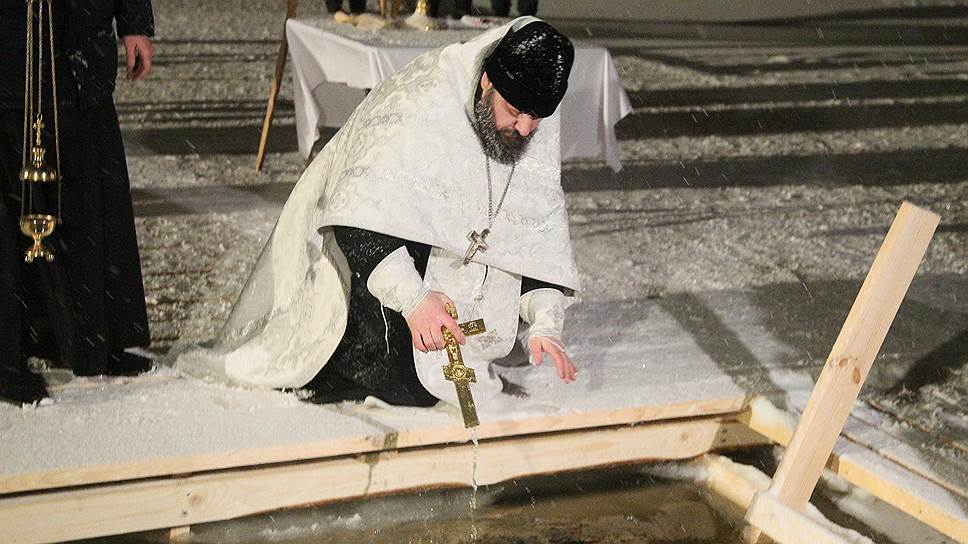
top-left (366, 246), bottom-right (428, 316)
top-left (519, 287), bottom-right (569, 342)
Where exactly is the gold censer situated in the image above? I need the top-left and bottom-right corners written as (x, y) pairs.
top-left (20, 0), bottom-right (63, 263)
top-left (405, 0), bottom-right (445, 31)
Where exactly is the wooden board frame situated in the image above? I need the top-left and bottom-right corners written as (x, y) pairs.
top-left (0, 414), bottom-right (767, 544)
top-left (702, 455), bottom-right (854, 544)
top-left (738, 202), bottom-right (946, 543)
top-left (740, 397), bottom-right (968, 543)
top-left (765, 202), bottom-right (939, 512)
top-left (0, 395), bottom-right (748, 495)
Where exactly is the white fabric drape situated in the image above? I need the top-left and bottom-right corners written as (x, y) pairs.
top-left (286, 18), bottom-right (632, 171)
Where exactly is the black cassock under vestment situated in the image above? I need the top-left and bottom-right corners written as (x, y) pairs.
top-left (304, 226), bottom-right (562, 407)
top-left (0, 0), bottom-right (154, 403)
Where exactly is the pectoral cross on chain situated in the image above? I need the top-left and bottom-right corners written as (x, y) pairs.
top-left (462, 228), bottom-right (489, 265)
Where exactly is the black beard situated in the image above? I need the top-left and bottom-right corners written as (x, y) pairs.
top-left (474, 91), bottom-right (534, 165)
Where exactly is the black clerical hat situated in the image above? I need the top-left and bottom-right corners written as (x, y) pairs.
top-left (483, 21), bottom-right (574, 118)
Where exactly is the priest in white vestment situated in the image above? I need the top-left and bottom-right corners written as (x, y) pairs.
top-left (177, 17), bottom-right (581, 416)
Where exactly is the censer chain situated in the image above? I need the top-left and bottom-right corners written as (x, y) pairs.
top-left (21, 0), bottom-right (63, 222)
top-left (46, 0), bottom-right (61, 219)
top-left (21, 0), bottom-right (33, 219)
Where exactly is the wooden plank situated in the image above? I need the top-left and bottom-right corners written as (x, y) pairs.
top-left (746, 493), bottom-right (855, 544)
top-left (843, 404), bottom-right (968, 500)
top-left (168, 526), bottom-right (190, 542)
top-left (768, 202), bottom-right (939, 510)
top-left (0, 394), bottom-right (748, 495)
top-left (702, 455), bottom-right (855, 544)
top-left (255, 0), bottom-right (300, 172)
top-left (738, 397), bottom-right (796, 447)
top-left (742, 397), bottom-right (968, 542)
top-left (827, 443), bottom-right (968, 543)
top-left (0, 418), bottom-right (767, 544)
top-left (703, 453), bottom-right (768, 512)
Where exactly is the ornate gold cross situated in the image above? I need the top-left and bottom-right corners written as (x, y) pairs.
top-left (442, 303), bottom-right (486, 428)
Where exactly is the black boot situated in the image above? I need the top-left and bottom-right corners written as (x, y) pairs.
top-left (106, 351), bottom-right (153, 377)
top-left (490, 0), bottom-right (510, 16)
top-left (0, 365), bottom-right (49, 405)
top-left (517, 0), bottom-right (537, 16)
top-left (452, 0), bottom-right (474, 17)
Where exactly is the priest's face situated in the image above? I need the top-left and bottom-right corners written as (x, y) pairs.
top-left (475, 72), bottom-right (541, 165)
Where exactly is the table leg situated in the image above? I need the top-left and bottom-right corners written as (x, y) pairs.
top-left (257, 0), bottom-right (300, 172)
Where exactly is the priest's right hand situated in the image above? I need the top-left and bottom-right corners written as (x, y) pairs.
top-left (405, 291), bottom-right (466, 352)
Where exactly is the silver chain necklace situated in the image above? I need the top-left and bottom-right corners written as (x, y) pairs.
top-left (486, 156), bottom-right (515, 229)
top-left (463, 156), bottom-right (515, 265)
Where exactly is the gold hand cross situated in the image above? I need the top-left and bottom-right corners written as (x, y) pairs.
top-left (441, 303), bottom-right (486, 428)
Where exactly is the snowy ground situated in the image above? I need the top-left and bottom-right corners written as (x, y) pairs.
top-left (5, 1), bottom-right (968, 542)
top-left (119, 0), bottom-right (967, 463)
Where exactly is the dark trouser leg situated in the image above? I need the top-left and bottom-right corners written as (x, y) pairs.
top-left (325, 0), bottom-right (343, 13)
top-left (304, 227), bottom-right (436, 407)
top-left (55, 103), bottom-right (149, 375)
top-left (58, 107), bottom-right (109, 374)
top-left (91, 103), bottom-right (151, 373)
top-left (491, 0), bottom-right (510, 16)
top-left (348, 0), bottom-right (366, 13)
top-left (0, 102), bottom-right (149, 382)
top-left (517, 0), bottom-right (537, 15)
top-left (23, 246), bottom-right (78, 368)
top-left (453, 0), bottom-right (474, 16)
top-left (89, 103), bottom-right (149, 353)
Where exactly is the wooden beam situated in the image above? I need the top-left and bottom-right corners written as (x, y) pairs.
top-left (702, 455), bottom-right (856, 544)
top-left (0, 417), bottom-right (766, 544)
top-left (845, 406), bottom-right (968, 499)
top-left (168, 526), bottom-right (190, 542)
top-left (827, 443), bottom-right (968, 543)
top-left (255, 0), bottom-right (300, 172)
top-left (742, 397), bottom-right (968, 542)
top-left (1, 395), bottom-right (748, 495)
top-left (746, 493), bottom-right (855, 544)
top-left (767, 202), bottom-right (939, 509)
top-left (703, 453), bottom-right (769, 511)
top-left (741, 202), bottom-right (939, 543)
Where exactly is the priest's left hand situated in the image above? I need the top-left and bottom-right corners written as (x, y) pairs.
top-left (123, 35), bottom-right (153, 80)
top-left (528, 336), bottom-right (577, 383)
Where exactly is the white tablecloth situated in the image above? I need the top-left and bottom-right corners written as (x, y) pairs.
top-left (286, 18), bottom-right (632, 171)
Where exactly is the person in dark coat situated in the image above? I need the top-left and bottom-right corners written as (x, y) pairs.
top-left (0, 0), bottom-right (155, 405)
top-left (450, 0), bottom-right (537, 18)
top-left (325, 0), bottom-right (366, 14)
